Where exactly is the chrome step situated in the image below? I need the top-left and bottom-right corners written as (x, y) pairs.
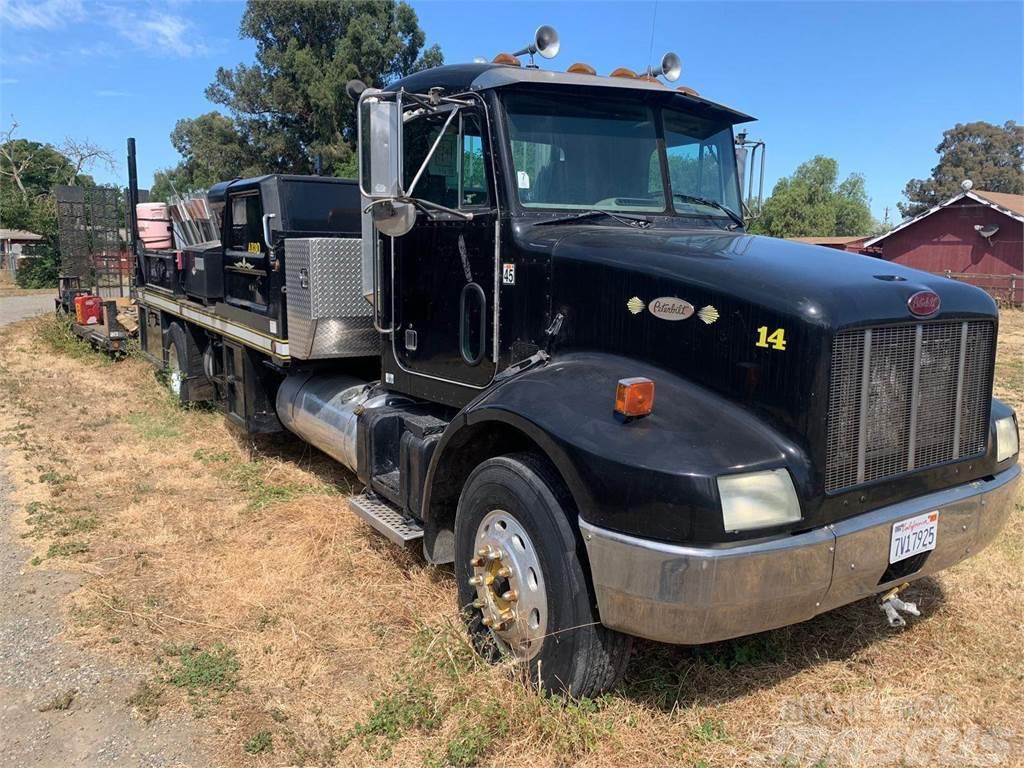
top-left (348, 492), bottom-right (423, 546)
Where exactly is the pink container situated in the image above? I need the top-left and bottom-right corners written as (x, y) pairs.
top-left (137, 203), bottom-right (173, 250)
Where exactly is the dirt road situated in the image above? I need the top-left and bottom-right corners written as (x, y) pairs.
top-left (0, 310), bottom-right (210, 767)
top-left (0, 294), bottom-right (54, 325)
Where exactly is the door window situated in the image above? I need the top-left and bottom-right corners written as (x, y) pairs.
top-left (403, 110), bottom-right (490, 209)
top-left (229, 194), bottom-right (263, 252)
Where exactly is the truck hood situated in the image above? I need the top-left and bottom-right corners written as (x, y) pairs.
top-left (523, 225), bottom-right (996, 329)
top-left (513, 223), bottom-right (997, 472)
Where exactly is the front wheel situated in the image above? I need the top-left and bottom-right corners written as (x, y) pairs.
top-left (455, 453), bottom-right (632, 696)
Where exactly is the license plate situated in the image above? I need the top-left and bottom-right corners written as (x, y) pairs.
top-left (889, 511), bottom-right (939, 564)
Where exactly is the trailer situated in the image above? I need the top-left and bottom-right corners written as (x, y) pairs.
top-left (131, 27), bottom-right (1020, 696)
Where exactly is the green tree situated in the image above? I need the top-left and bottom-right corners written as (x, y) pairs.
top-left (748, 156), bottom-right (875, 239)
top-left (158, 0), bottom-right (442, 190)
top-left (151, 112), bottom-right (261, 201)
top-left (899, 121), bottom-right (1024, 218)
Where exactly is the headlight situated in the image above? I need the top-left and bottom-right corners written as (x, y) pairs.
top-left (717, 468), bottom-right (801, 532)
top-left (995, 415), bottom-right (1019, 463)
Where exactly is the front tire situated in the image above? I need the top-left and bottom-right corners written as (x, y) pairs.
top-left (455, 453), bottom-right (632, 696)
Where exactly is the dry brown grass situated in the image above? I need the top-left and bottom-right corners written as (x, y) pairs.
top-left (0, 311), bottom-right (1022, 768)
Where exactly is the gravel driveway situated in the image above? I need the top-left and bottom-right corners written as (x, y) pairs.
top-left (0, 311), bottom-right (209, 767)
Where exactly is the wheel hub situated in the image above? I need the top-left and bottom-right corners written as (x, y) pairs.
top-left (468, 509), bottom-right (547, 660)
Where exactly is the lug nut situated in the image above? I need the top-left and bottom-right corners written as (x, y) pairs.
top-left (487, 550), bottom-right (503, 562)
top-left (468, 575), bottom-right (484, 586)
top-left (469, 556), bottom-right (483, 567)
top-left (501, 590), bottom-right (518, 602)
top-left (497, 566), bottom-right (512, 578)
top-left (481, 616), bottom-right (493, 627)
top-left (477, 547), bottom-right (490, 557)
top-left (472, 598), bottom-right (484, 609)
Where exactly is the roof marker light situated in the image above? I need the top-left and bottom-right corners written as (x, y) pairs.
top-left (610, 67), bottom-right (638, 79)
top-left (567, 62), bottom-right (597, 75)
top-left (675, 85), bottom-right (700, 97)
top-left (492, 52), bottom-right (521, 66)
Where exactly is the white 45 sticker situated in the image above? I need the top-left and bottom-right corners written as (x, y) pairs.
top-left (502, 263), bottom-right (516, 285)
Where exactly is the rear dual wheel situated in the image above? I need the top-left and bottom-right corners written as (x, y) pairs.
top-left (455, 453), bottom-right (632, 696)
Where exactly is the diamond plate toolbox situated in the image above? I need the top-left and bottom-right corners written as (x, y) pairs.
top-left (285, 238), bottom-right (379, 360)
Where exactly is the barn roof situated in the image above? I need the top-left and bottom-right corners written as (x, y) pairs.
top-left (865, 189), bottom-right (1024, 247)
top-left (787, 235), bottom-right (871, 245)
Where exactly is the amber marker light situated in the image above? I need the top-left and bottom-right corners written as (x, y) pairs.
top-left (492, 52), bottom-right (522, 66)
top-left (615, 377), bottom-right (655, 422)
top-left (567, 62), bottom-right (597, 75)
top-left (609, 67), bottom-right (638, 79)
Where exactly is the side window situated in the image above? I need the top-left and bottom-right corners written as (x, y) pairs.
top-left (460, 114), bottom-right (489, 207)
top-left (229, 194), bottom-right (263, 252)
top-left (403, 110), bottom-right (490, 209)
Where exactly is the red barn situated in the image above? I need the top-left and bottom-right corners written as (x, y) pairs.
top-left (865, 189), bottom-right (1024, 306)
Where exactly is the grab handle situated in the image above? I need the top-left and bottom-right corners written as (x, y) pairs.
top-left (459, 282), bottom-right (486, 366)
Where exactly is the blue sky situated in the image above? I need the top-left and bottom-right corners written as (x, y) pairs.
top-left (1, 0), bottom-right (1021, 223)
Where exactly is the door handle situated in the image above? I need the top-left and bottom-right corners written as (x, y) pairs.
top-left (262, 213), bottom-right (276, 248)
top-left (459, 282), bottom-right (486, 366)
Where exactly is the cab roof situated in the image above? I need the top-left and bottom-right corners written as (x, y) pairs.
top-left (387, 63), bottom-right (754, 125)
top-left (207, 174), bottom-right (356, 204)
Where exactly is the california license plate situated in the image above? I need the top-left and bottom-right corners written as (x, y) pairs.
top-left (889, 511), bottom-right (939, 564)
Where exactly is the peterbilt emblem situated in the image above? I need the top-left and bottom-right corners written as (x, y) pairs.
top-left (907, 290), bottom-right (940, 317)
top-left (648, 297), bottom-right (694, 321)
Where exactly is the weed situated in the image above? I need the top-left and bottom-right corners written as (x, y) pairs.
top-left (436, 723), bottom-right (498, 768)
top-left (697, 634), bottom-right (786, 669)
top-left (127, 679), bottom-right (163, 723)
top-left (39, 688), bottom-right (76, 712)
top-left (124, 413), bottom-right (182, 442)
top-left (46, 541), bottom-right (89, 558)
top-left (194, 448), bottom-right (233, 464)
top-left (165, 643), bottom-right (241, 693)
top-left (691, 719), bottom-right (727, 744)
top-left (33, 315), bottom-right (107, 364)
top-left (29, 556), bottom-right (42, 566)
top-left (268, 707), bottom-right (288, 723)
top-left (244, 730), bottom-right (274, 754)
top-left (38, 470), bottom-right (75, 487)
top-left (352, 682), bottom-right (442, 759)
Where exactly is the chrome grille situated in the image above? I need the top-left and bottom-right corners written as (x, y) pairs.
top-left (825, 320), bottom-right (994, 493)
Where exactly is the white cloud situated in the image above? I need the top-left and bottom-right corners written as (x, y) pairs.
top-left (106, 8), bottom-right (206, 58)
top-left (1, 77), bottom-right (17, 84)
top-left (0, 0), bottom-right (84, 29)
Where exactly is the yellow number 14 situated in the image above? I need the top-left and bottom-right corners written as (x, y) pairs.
top-left (756, 326), bottom-right (787, 351)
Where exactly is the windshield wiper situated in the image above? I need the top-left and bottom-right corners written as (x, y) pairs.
top-left (535, 209), bottom-right (652, 229)
top-left (673, 194), bottom-right (744, 229)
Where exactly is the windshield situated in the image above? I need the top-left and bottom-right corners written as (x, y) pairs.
top-left (504, 91), bottom-right (741, 219)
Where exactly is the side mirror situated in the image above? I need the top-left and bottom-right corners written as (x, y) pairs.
top-left (735, 132), bottom-right (766, 220)
top-left (358, 90), bottom-right (402, 199)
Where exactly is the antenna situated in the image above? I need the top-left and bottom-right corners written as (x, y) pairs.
top-left (642, 52), bottom-right (682, 82)
top-left (513, 25), bottom-right (560, 67)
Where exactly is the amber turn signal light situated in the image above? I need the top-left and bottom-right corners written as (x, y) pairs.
top-left (615, 377), bottom-right (655, 421)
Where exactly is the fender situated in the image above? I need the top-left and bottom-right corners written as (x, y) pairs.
top-left (421, 351), bottom-right (813, 548)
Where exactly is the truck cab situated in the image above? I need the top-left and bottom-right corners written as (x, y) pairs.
top-left (136, 36), bottom-right (1020, 697)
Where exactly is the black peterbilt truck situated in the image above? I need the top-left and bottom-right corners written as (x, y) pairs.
top-left (132, 35), bottom-right (1021, 695)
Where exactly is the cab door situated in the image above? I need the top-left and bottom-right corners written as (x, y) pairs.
top-left (223, 190), bottom-right (271, 314)
top-left (392, 109), bottom-right (497, 388)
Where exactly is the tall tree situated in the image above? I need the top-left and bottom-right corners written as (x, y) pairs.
top-left (748, 156), bottom-right (875, 239)
top-left (899, 121), bottom-right (1024, 218)
top-left (158, 0), bottom-right (442, 190)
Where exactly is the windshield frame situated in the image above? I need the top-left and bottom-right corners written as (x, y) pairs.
top-left (496, 87), bottom-right (744, 226)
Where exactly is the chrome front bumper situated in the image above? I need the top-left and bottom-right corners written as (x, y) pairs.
top-left (579, 464), bottom-right (1021, 645)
